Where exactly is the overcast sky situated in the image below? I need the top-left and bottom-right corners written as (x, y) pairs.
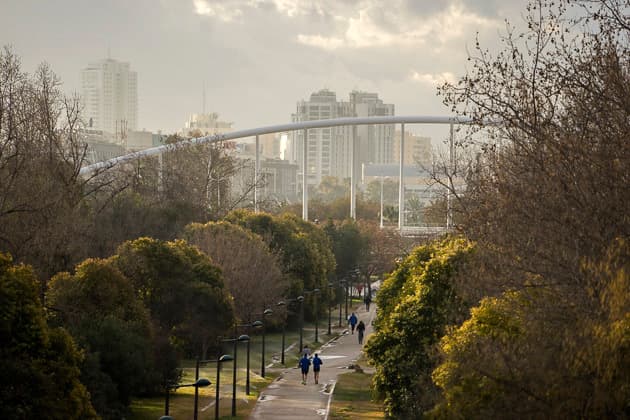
top-left (1, 0), bottom-right (525, 142)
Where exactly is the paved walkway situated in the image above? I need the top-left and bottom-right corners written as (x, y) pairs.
top-left (249, 303), bottom-right (376, 419)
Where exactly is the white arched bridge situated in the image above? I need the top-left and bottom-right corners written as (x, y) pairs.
top-left (81, 115), bottom-right (474, 233)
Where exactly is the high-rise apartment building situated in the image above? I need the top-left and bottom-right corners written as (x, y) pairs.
top-left (81, 58), bottom-right (138, 137)
top-left (290, 89), bottom-right (394, 188)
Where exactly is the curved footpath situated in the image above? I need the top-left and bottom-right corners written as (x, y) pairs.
top-left (249, 303), bottom-right (376, 420)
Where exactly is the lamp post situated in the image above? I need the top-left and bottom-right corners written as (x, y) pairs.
top-left (298, 294), bottom-right (305, 351)
top-left (380, 174), bottom-right (384, 228)
top-left (345, 280), bottom-right (350, 321)
top-left (222, 334), bottom-right (250, 417)
top-left (302, 288), bottom-right (320, 345)
top-left (194, 355), bottom-right (233, 420)
top-left (338, 280), bottom-right (346, 327)
top-left (313, 289), bottom-right (321, 343)
top-left (214, 354), bottom-right (233, 420)
top-left (328, 284), bottom-right (336, 335)
top-left (261, 308), bottom-right (273, 377)
top-left (276, 296), bottom-right (303, 364)
top-left (163, 378), bottom-right (211, 417)
top-left (237, 322), bottom-right (262, 395)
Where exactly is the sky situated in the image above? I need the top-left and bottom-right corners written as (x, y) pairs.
top-left (1, 0), bottom-right (525, 144)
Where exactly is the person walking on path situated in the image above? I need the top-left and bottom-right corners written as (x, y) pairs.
top-left (298, 353), bottom-right (311, 385)
top-left (348, 312), bottom-right (358, 334)
top-left (364, 294), bottom-right (372, 311)
top-left (356, 320), bottom-right (366, 344)
top-left (302, 344), bottom-right (311, 357)
top-left (312, 353), bottom-right (323, 384)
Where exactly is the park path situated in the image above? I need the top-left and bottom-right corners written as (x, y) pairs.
top-left (249, 302), bottom-right (376, 420)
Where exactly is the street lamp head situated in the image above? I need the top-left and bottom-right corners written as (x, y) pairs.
top-left (219, 354), bottom-right (233, 362)
top-left (237, 334), bottom-right (250, 341)
top-left (313, 288), bottom-right (320, 293)
top-left (276, 300), bottom-right (286, 306)
top-left (263, 308), bottom-right (273, 315)
top-left (194, 378), bottom-right (212, 388)
top-left (297, 295), bottom-right (304, 302)
top-left (251, 320), bottom-right (263, 328)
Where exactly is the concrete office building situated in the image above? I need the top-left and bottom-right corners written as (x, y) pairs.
top-left (81, 58), bottom-right (137, 138)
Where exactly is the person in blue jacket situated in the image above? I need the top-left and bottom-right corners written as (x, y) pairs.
top-left (348, 312), bottom-right (358, 334)
top-left (312, 353), bottom-right (323, 384)
top-left (298, 353), bottom-right (311, 385)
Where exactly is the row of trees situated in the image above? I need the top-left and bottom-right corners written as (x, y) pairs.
top-left (0, 43), bottom-right (424, 418)
top-left (366, 0), bottom-right (629, 417)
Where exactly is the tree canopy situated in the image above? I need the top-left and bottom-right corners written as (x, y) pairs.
top-left (0, 253), bottom-right (95, 419)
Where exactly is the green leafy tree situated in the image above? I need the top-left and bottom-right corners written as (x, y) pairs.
top-left (47, 258), bottom-right (158, 418)
top-left (0, 253), bottom-right (95, 419)
top-left (365, 237), bottom-right (474, 418)
top-left (225, 210), bottom-right (336, 318)
top-left (112, 237), bottom-right (234, 359)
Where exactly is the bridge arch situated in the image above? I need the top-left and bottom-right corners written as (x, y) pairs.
top-left (80, 115), bottom-right (474, 231)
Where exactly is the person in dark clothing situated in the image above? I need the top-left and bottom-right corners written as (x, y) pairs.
top-left (364, 294), bottom-right (372, 311)
top-left (348, 312), bottom-right (358, 334)
top-left (312, 353), bottom-right (323, 384)
top-left (298, 353), bottom-right (311, 385)
top-left (356, 320), bottom-right (366, 344)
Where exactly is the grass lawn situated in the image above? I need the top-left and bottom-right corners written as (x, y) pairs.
top-left (329, 370), bottom-right (385, 419)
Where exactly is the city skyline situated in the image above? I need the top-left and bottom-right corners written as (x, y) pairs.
top-left (1, 0), bottom-right (524, 142)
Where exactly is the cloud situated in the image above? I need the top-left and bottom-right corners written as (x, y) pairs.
top-left (294, 2), bottom-right (501, 50)
top-left (193, 0), bottom-right (243, 22)
top-left (411, 71), bottom-right (457, 86)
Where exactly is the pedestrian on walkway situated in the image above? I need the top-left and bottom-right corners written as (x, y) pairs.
top-left (302, 344), bottom-right (311, 357)
top-left (298, 353), bottom-right (311, 385)
top-left (312, 353), bottom-right (323, 384)
top-left (364, 294), bottom-right (372, 311)
top-left (356, 320), bottom-right (366, 344)
top-left (348, 312), bottom-right (358, 334)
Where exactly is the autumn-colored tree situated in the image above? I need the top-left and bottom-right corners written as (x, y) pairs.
top-left (184, 221), bottom-right (286, 322)
top-left (428, 0), bottom-right (630, 417)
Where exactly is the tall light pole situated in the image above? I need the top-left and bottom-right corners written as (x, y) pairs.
top-left (302, 288), bottom-right (320, 344)
top-left (237, 322), bottom-right (262, 395)
top-left (222, 334), bottom-right (249, 417)
top-left (214, 354), bottom-right (233, 420)
top-left (261, 308), bottom-right (273, 377)
top-left (380, 175), bottom-right (384, 228)
top-left (339, 280), bottom-right (346, 327)
top-left (298, 295), bottom-right (305, 352)
top-left (194, 355), bottom-right (232, 420)
top-left (328, 284), bottom-right (334, 335)
top-left (276, 297), bottom-right (303, 364)
top-left (163, 378), bottom-right (211, 418)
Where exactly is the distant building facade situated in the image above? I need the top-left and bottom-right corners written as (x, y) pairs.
top-left (181, 113), bottom-right (233, 137)
top-left (290, 89), bottom-right (395, 189)
top-left (81, 58), bottom-right (137, 137)
top-left (393, 130), bottom-right (432, 167)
